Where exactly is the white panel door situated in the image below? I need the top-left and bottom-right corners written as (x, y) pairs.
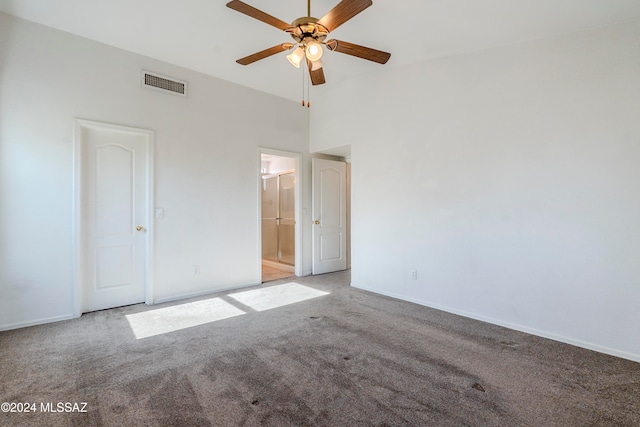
top-left (312, 158), bottom-right (347, 274)
top-left (80, 124), bottom-right (149, 312)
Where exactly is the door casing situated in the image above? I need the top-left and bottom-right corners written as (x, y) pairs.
top-left (72, 119), bottom-right (155, 317)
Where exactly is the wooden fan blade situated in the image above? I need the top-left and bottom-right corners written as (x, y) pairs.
top-left (306, 59), bottom-right (326, 86)
top-left (226, 0), bottom-right (291, 31)
top-left (236, 43), bottom-right (294, 65)
top-left (325, 39), bottom-right (391, 64)
top-left (318, 0), bottom-right (373, 33)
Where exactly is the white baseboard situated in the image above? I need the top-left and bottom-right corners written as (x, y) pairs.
top-left (153, 282), bottom-right (261, 305)
top-left (351, 283), bottom-right (640, 364)
top-left (0, 314), bottom-right (75, 332)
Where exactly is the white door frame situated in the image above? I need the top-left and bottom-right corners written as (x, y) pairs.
top-left (72, 119), bottom-right (155, 317)
top-left (257, 148), bottom-right (302, 281)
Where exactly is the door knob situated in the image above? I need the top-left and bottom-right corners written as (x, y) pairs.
top-left (314, 220), bottom-right (320, 225)
top-left (136, 226), bottom-right (144, 231)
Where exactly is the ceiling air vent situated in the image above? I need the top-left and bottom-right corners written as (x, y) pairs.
top-left (142, 71), bottom-right (187, 97)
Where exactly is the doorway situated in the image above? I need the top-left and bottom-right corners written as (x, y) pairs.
top-left (73, 119), bottom-right (154, 316)
top-left (259, 150), bottom-right (301, 283)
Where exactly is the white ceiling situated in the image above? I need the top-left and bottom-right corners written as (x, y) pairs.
top-left (2, 0), bottom-right (640, 103)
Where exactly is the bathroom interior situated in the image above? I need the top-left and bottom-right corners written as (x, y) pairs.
top-left (261, 153), bottom-right (296, 282)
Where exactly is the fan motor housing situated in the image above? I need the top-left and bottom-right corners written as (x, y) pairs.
top-left (288, 17), bottom-right (328, 44)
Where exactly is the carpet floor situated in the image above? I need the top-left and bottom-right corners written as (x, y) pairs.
top-left (1, 271), bottom-right (638, 426)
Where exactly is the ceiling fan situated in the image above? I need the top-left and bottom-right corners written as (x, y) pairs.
top-left (226, 0), bottom-right (391, 86)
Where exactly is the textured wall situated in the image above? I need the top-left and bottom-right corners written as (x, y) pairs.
top-left (311, 20), bottom-right (640, 361)
top-left (0, 13), bottom-right (311, 329)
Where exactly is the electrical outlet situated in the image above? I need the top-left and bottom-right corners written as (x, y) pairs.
top-left (410, 269), bottom-right (418, 280)
top-left (193, 265), bottom-right (200, 276)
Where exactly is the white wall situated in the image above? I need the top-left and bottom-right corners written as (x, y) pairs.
top-left (311, 20), bottom-right (640, 361)
top-left (0, 13), bottom-right (311, 329)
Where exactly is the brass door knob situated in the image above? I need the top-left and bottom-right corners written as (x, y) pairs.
top-left (314, 220), bottom-right (320, 225)
top-left (136, 226), bottom-right (144, 231)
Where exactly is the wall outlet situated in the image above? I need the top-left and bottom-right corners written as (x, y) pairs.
top-left (410, 269), bottom-right (418, 280)
top-left (193, 265), bottom-right (200, 276)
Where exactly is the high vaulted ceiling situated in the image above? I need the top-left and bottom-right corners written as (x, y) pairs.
top-left (2, 0), bottom-right (640, 102)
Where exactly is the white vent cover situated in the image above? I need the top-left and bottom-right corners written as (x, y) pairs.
top-left (141, 71), bottom-right (187, 96)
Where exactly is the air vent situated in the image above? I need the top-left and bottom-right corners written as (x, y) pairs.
top-left (141, 71), bottom-right (187, 96)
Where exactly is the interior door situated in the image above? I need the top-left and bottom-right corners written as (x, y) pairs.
top-left (80, 124), bottom-right (149, 312)
top-left (312, 158), bottom-right (347, 274)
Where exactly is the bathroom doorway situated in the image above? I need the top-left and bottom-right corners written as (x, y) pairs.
top-left (259, 150), bottom-right (301, 283)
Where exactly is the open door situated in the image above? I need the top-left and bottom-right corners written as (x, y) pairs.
top-left (312, 158), bottom-right (347, 274)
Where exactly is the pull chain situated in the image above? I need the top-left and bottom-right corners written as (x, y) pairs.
top-left (301, 59), bottom-right (311, 108)
top-left (307, 71), bottom-right (311, 108)
top-left (301, 62), bottom-right (305, 106)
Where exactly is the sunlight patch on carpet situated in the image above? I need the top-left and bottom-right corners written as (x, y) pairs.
top-left (126, 298), bottom-right (245, 339)
top-left (228, 282), bottom-right (329, 312)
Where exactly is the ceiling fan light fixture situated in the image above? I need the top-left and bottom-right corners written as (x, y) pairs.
top-left (305, 42), bottom-right (323, 61)
top-left (226, 0), bottom-right (392, 86)
top-left (287, 46), bottom-right (305, 68)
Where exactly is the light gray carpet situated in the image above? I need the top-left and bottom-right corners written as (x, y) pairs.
top-left (1, 271), bottom-right (639, 426)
